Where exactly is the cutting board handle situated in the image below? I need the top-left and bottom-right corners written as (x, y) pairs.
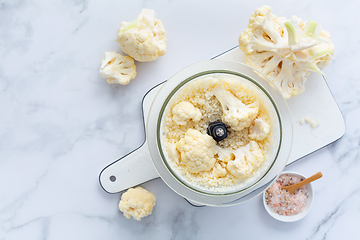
top-left (99, 141), bottom-right (159, 193)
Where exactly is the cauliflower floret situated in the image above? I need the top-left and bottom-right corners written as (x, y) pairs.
top-left (226, 141), bottom-right (264, 178)
top-left (116, 9), bottom-right (167, 62)
top-left (167, 143), bottom-right (180, 164)
top-left (176, 129), bottom-right (217, 173)
top-left (212, 162), bottom-right (227, 178)
top-left (211, 87), bottom-right (258, 131)
top-left (239, 6), bottom-right (334, 99)
top-left (215, 145), bottom-right (235, 163)
top-left (172, 101), bottom-right (202, 125)
top-left (99, 52), bottom-right (136, 85)
top-left (118, 186), bottom-right (156, 221)
top-left (249, 118), bottom-right (270, 141)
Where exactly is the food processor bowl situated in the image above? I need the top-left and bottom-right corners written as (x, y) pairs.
top-left (147, 60), bottom-right (292, 206)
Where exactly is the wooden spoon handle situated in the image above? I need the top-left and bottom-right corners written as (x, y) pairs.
top-left (282, 172), bottom-right (323, 194)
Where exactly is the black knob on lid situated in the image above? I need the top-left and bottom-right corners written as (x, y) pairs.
top-left (207, 121), bottom-right (228, 142)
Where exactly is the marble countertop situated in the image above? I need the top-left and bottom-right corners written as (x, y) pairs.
top-left (1, 0), bottom-right (359, 239)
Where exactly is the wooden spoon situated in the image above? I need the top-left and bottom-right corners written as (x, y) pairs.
top-left (281, 172), bottom-right (323, 194)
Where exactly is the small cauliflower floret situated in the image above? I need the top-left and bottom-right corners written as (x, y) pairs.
top-left (249, 118), bottom-right (270, 141)
top-left (118, 186), bottom-right (156, 221)
top-left (212, 162), bottom-right (227, 178)
top-left (116, 9), bottom-right (167, 62)
top-left (215, 145), bottom-right (235, 163)
top-left (239, 6), bottom-right (334, 99)
top-left (167, 143), bottom-right (180, 164)
top-left (226, 141), bottom-right (264, 178)
top-left (99, 52), bottom-right (136, 85)
top-left (176, 129), bottom-right (217, 173)
top-left (211, 88), bottom-right (258, 131)
top-left (172, 101), bottom-right (202, 125)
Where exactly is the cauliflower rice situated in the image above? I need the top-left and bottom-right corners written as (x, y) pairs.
top-left (160, 74), bottom-right (279, 193)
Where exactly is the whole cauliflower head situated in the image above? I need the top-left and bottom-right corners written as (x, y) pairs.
top-left (172, 101), bottom-right (202, 125)
top-left (99, 52), bottom-right (136, 85)
top-left (211, 87), bottom-right (259, 131)
top-left (116, 9), bottom-right (167, 62)
top-left (239, 6), bottom-right (334, 99)
top-left (118, 186), bottom-right (156, 221)
top-left (176, 129), bottom-right (217, 173)
top-left (226, 141), bottom-right (264, 178)
top-left (249, 118), bottom-right (270, 141)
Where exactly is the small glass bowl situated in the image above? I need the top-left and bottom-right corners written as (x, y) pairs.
top-left (263, 171), bottom-right (314, 222)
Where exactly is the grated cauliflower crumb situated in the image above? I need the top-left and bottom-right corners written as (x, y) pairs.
top-left (118, 187), bottom-right (156, 221)
top-left (299, 117), bottom-right (320, 128)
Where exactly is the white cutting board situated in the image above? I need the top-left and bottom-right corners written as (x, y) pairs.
top-left (143, 46), bottom-right (345, 165)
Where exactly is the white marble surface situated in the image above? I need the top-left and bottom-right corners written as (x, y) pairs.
top-left (1, 0), bottom-right (359, 239)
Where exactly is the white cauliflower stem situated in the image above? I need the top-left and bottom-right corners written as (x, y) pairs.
top-left (172, 101), bottom-right (202, 125)
top-left (116, 9), bottom-right (167, 62)
top-left (211, 88), bottom-right (258, 131)
top-left (99, 52), bottom-right (136, 85)
top-left (118, 187), bottom-right (156, 221)
top-left (249, 118), bottom-right (270, 141)
top-left (225, 141), bottom-right (264, 178)
top-left (239, 6), bottom-right (334, 99)
top-left (176, 129), bottom-right (217, 173)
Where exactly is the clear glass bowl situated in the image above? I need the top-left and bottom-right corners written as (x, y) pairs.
top-left (158, 71), bottom-right (281, 195)
top-left (147, 60), bottom-right (292, 206)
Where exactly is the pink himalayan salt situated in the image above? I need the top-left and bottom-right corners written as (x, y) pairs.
top-left (265, 174), bottom-right (309, 216)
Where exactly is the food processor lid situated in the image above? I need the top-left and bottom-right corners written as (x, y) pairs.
top-left (146, 60), bottom-right (293, 206)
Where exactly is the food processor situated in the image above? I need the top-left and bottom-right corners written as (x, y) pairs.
top-left (99, 60), bottom-right (293, 206)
